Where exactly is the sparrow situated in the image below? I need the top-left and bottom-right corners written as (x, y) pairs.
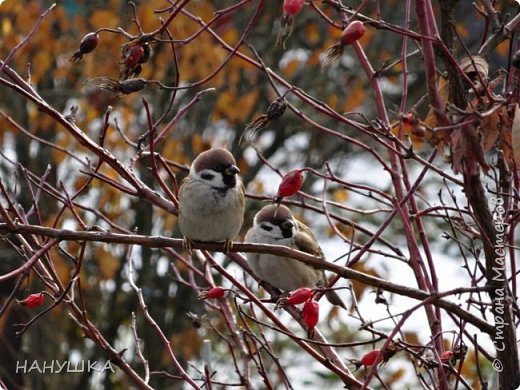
top-left (245, 204), bottom-right (346, 309)
top-left (178, 148), bottom-right (245, 252)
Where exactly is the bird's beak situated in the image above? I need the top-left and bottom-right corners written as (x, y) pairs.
top-left (225, 165), bottom-right (240, 175)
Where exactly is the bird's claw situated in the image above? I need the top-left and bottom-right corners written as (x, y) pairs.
top-left (182, 237), bottom-right (193, 254)
top-left (222, 239), bottom-right (233, 254)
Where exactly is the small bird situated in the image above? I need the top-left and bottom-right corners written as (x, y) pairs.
top-left (178, 148), bottom-right (245, 252)
top-left (245, 204), bottom-right (346, 308)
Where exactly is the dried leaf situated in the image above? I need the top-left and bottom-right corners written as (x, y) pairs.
top-left (386, 367), bottom-right (407, 385)
top-left (502, 118), bottom-right (514, 169)
top-left (391, 114), bottom-right (425, 149)
top-left (450, 125), bottom-right (489, 175)
top-left (423, 77), bottom-right (449, 129)
top-left (350, 263), bottom-right (381, 306)
top-left (512, 104), bottom-right (520, 166)
top-left (478, 109), bottom-right (501, 153)
top-left (468, 97), bottom-right (506, 154)
top-left (424, 56), bottom-right (488, 134)
top-left (402, 331), bottom-right (421, 350)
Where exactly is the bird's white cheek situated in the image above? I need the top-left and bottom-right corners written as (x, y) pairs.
top-left (193, 170), bottom-right (227, 188)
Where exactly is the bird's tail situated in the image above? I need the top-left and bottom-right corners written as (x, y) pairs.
top-left (325, 289), bottom-right (347, 310)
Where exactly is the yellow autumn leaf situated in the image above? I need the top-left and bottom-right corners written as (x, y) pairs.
top-left (51, 147), bottom-right (67, 165)
top-left (282, 57), bottom-right (301, 78)
top-left (327, 222), bottom-right (354, 238)
top-left (332, 188), bottom-right (349, 202)
top-left (215, 89), bottom-right (259, 124)
top-left (391, 115), bottom-right (425, 149)
top-left (456, 23), bottom-right (469, 39)
top-left (95, 245), bottom-right (120, 280)
top-left (328, 94), bottom-right (338, 110)
top-left (0, 304), bottom-right (13, 334)
top-left (191, 133), bottom-right (211, 155)
top-left (304, 23), bottom-right (320, 45)
top-left (496, 39), bottom-right (509, 58)
top-left (402, 331), bottom-right (421, 350)
top-left (50, 246), bottom-right (71, 285)
top-left (250, 179), bottom-right (265, 195)
top-left (89, 9), bottom-right (119, 28)
top-left (162, 139), bottom-right (189, 167)
top-left (359, 26), bottom-right (374, 46)
top-left (237, 156), bottom-right (249, 176)
top-left (386, 367), bottom-right (407, 386)
top-left (163, 213), bottom-right (178, 233)
top-left (2, 18), bottom-right (12, 35)
top-left (171, 328), bottom-right (202, 360)
top-left (222, 26), bottom-right (239, 45)
top-left (342, 81), bottom-right (366, 112)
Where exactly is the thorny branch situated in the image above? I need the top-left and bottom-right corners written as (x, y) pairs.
top-left (0, 1), bottom-right (519, 389)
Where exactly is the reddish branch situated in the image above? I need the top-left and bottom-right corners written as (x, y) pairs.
top-left (435, 0), bottom-right (520, 386)
top-left (0, 61), bottom-right (177, 215)
top-left (0, 222), bottom-right (493, 335)
top-left (1, 1), bottom-right (518, 388)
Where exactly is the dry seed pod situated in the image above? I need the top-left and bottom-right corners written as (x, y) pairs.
top-left (70, 32), bottom-right (99, 63)
top-left (240, 96), bottom-right (287, 145)
top-left (276, 0), bottom-right (305, 48)
top-left (88, 77), bottom-right (147, 96)
top-left (459, 55), bottom-right (489, 79)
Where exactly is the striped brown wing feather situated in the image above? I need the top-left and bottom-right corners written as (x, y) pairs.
top-left (293, 220), bottom-right (325, 259)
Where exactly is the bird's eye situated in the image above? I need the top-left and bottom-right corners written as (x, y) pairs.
top-left (201, 173), bottom-right (215, 180)
top-left (281, 220), bottom-right (294, 230)
top-left (260, 224), bottom-right (273, 232)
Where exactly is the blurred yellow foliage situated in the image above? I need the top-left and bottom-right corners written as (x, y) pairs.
top-left (350, 262), bottom-right (381, 303)
top-left (282, 57), bottom-right (301, 78)
top-left (171, 328), bottom-right (202, 361)
top-left (342, 81), bottom-right (366, 112)
top-left (95, 244), bottom-right (121, 280)
top-left (89, 9), bottom-right (119, 29)
top-left (327, 221), bottom-right (354, 238)
top-left (49, 245), bottom-right (72, 285)
top-left (305, 22), bottom-right (321, 45)
top-left (250, 179), bottom-right (265, 195)
top-left (191, 133), bottom-right (212, 155)
top-left (1, 17), bottom-right (12, 35)
top-left (214, 89), bottom-right (259, 124)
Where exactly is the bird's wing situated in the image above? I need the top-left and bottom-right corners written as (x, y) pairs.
top-left (177, 176), bottom-right (189, 199)
top-left (293, 219), bottom-right (325, 258)
top-left (295, 220), bottom-right (346, 308)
